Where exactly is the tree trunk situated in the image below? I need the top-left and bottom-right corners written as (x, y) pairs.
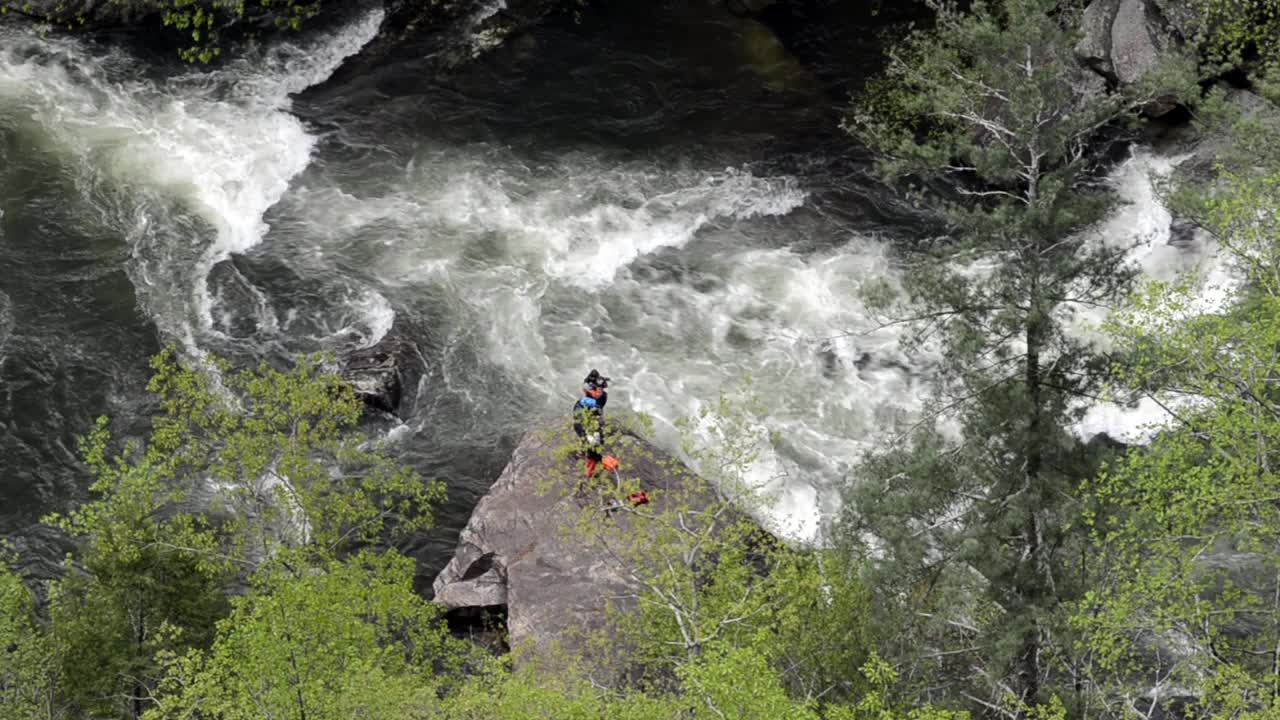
top-left (1020, 306), bottom-right (1045, 710)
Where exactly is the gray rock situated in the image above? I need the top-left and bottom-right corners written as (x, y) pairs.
top-left (433, 418), bottom-right (726, 676)
top-left (1222, 87), bottom-right (1280, 133)
top-left (1167, 217), bottom-right (1198, 248)
top-left (1076, 0), bottom-right (1119, 80)
top-left (1147, 0), bottom-right (1201, 42)
top-left (337, 331), bottom-right (422, 417)
top-left (1072, 64), bottom-right (1110, 104)
top-left (1075, 0), bottom-right (1188, 115)
top-left (1111, 0), bottom-right (1162, 85)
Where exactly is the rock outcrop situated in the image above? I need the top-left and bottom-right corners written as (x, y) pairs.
top-left (1146, 0), bottom-right (1201, 44)
top-left (1110, 0), bottom-right (1163, 85)
top-left (432, 417), bottom-right (722, 674)
top-left (1074, 0), bottom-right (1187, 114)
top-left (1076, 0), bottom-right (1121, 81)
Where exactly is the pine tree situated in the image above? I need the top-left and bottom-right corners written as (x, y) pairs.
top-left (837, 0), bottom-right (1194, 713)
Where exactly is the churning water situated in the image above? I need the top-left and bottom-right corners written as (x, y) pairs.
top-left (0, 3), bottom-right (1229, 581)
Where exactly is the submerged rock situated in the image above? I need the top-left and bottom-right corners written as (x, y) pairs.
top-left (336, 328), bottom-right (424, 417)
top-left (432, 418), bottom-right (727, 676)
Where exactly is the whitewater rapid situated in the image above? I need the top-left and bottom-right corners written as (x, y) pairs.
top-left (0, 10), bottom-right (388, 351)
top-left (1071, 152), bottom-right (1237, 444)
top-left (0, 11), bottom-right (1231, 548)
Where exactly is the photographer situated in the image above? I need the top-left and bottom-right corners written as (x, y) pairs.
top-left (582, 368), bottom-right (609, 410)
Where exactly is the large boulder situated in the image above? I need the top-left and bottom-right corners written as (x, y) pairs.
top-left (432, 417), bottom-right (724, 674)
top-left (1110, 0), bottom-right (1163, 85)
top-left (1076, 0), bottom-right (1120, 81)
top-left (1074, 0), bottom-right (1187, 114)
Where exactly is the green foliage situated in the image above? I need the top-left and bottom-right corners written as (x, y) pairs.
top-left (546, 387), bottom-right (882, 717)
top-left (0, 557), bottom-right (56, 719)
top-left (847, 0), bottom-right (1192, 195)
top-left (1080, 149), bottom-right (1280, 716)
top-left (1179, 0), bottom-right (1280, 68)
top-left (676, 645), bottom-right (819, 720)
top-left (440, 657), bottom-right (677, 720)
top-left (439, 649), bottom-right (964, 720)
top-left (159, 0), bottom-right (322, 63)
top-left (0, 0), bottom-right (322, 63)
top-left (74, 347), bottom-right (445, 568)
top-left (145, 550), bottom-right (462, 720)
top-left (853, 654), bottom-right (974, 720)
top-left (14, 348), bottom-right (446, 718)
top-left (44, 536), bottom-right (230, 719)
top-left (838, 0), bottom-right (1197, 712)
top-left (41, 397), bottom-right (234, 718)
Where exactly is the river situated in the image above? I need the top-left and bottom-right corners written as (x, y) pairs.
top-left (0, 1), bottom-right (1215, 584)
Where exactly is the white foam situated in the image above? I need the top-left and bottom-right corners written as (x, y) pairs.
top-left (472, 0), bottom-right (508, 25)
top-left (557, 243), bottom-right (926, 545)
top-left (312, 285), bottom-right (395, 349)
top-left (0, 290), bottom-right (13, 360)
top-left (545, 169), bottom-right (807, 288)
top-left (0, 11), bottom-right (385, 346)
top-left (410, 161), bottom-right (807, 289)
top-left (290, 136), bottom-right (936, 543)
top-left (352, 289), bottom-right (396, 348)
top-left (1065, 150), bottom-right (1242, 442)
top-left (1074, 397), bottom-right (1173, 444)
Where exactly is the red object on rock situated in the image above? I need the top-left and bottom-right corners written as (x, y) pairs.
top-left (627, 491), bottom-right (649, 506)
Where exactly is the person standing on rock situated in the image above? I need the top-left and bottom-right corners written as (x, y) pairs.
top-left (572, 395), bottom-right (606, 478)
